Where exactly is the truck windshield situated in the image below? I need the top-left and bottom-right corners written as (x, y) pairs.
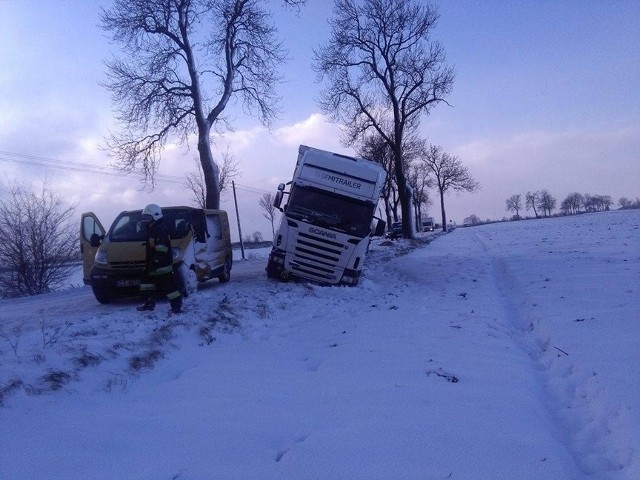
top-left (286, 186), bottom-right (374, 238)
top-left (109, 209), bottom-right (192, 242)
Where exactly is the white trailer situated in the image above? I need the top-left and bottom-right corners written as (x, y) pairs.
top-left (267, 145), bottom-right (386, 286)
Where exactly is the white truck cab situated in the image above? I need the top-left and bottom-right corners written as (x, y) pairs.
top-left (267, 145), bottom-right (386, 286)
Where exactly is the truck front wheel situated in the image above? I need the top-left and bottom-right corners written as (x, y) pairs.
top-left (266, 259), bottom-right (281, 279)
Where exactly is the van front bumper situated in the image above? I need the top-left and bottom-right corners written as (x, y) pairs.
top-left (90, 265), bottom-right (144, 296)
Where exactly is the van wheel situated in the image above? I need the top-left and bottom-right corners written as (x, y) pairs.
top-left (218, 258), bottom-right (231, 283)
top-left (92, 287), bottom-right (111, 304)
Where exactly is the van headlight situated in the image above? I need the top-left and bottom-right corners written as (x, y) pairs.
top-left (94, 248), bottom-right (108, 265)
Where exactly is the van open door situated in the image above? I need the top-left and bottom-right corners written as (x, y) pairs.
top-left (80, 212), bottom-right (106, 285)
top-left (207, 211), bottom-right (232, 282)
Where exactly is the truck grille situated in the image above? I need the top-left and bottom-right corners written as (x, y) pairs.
top-left (290, 231), bottom-right (344, 282)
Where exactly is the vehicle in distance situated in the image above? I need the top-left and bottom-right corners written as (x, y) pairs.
top-left (385, 221), bottom-right (403, 239)
top-left (422, 217), bottom-right (435, 232)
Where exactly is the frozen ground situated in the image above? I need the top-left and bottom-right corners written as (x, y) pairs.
top-left (1, 209), bottom-right (639, 480)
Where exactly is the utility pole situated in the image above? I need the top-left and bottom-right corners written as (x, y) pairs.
top-left (232, 181), bottom-right (245, 260)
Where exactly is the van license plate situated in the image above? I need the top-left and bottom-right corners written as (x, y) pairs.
top-left (117, 279), bottom-right (140, 287)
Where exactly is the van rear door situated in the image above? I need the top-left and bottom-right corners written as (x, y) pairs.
top-left (80, 212), bottom-right (106, 285)
top-left (204, 212), bottom-right (227, 270)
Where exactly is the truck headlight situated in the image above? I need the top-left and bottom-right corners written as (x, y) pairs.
top-left (94, 248), bottom-right (108, 265)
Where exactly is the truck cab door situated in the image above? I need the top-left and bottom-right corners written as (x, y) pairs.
top-left (80, 212), bottom-right (106, 285)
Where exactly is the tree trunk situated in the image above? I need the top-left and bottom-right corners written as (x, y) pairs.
top-left (197, 124), bottom-right (220, 209)
top-left (384, 196), bottom-right (392, 231)
top-left (440, 190), bottom-right (447, 232)
top-left (187, 31), bottom-right (221, 210)
top-left (398, 181), bottom-right (413, 237)
top-left (393, 147), bottom-right (414, 239)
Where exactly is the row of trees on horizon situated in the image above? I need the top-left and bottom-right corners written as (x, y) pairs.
top-left (505, 191), bottom-right (640, 220)
top-left (463, 192), bottom-right (639, 227)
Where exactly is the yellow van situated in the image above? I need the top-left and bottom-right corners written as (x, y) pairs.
top-left (80, 206), bottom-right (232, 304)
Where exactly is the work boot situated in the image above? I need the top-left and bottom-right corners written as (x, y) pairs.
top-left (136, 300), bottom-right (155, 311)
top-left (169, 297), bottom-right (182, 314)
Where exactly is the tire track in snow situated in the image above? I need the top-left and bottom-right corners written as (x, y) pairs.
top-left (473, 228), bottom-right (634, 478)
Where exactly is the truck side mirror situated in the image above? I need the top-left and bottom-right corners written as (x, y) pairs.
top-left (273, 191), bottom-right (284, 209)
top-left (273, 183), bottom-right (286, 210)
top-left (373, 219), bottom-right (386, 237)
top-left (90, 233), bottom-right (103, 247)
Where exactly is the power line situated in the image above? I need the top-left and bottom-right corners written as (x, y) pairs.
top-left (0, 150), bottom-right (183, 184)
top-left (0, 149), bottom-right (273, 195)
top-left (234, 183), bottom-right (271, 195)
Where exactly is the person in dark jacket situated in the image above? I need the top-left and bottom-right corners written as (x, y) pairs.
top-left (137, 204), bottom-right (182, 314)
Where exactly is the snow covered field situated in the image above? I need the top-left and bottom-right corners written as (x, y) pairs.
top-left (1, 210), bottom-right (639, 480)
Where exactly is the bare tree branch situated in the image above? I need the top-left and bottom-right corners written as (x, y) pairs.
top-left (314, 0), bottom-right (454, 238)
top-left (101, 0), bottom-right (295, 208)
top-left (506, 194), bottom-right (523, 219)
top-left (184, 148), bottom-right (241, 209)
top-left (0, 183), bottom-right (78, 298)
top-left (422, 144), bottom-right (479, 232)
top-left (258, 193), bottom-right (278, 240)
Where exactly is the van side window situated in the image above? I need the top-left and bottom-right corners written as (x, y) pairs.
top-left (174, 220), bottom-right (189, 238)
top-left (208, 215), bottom-right (222, 240)
top-left (190, 209), bottom-right (209, 243)
top-left (82, 216), bottom-right (103, 241)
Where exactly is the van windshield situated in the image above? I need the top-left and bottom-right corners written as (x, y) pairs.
top-left (285, 185), bottom-right (374, 238)
top-left (109, 208), bottom-right (192, 242)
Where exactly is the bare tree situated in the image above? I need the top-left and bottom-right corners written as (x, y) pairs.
top-left (560, 192), bottom-right (583, 215)
top-left (422, 144), bottom-right (479, 232)
top-left (100, 0), bottom-right (301, 209)
top-left (583, 194), bottom-right (613, 212)
top-left (601, 195), bottom-right (613, 211)
top-left (407, 160), bottom-right (432, 230)
top-left (539, 189), bottom-right (556, 217)
top-left (583, 194), bottom-right (596, 212)
top-left (619, 197), bottom-right (640, 210)
top-left (0, 183), bottom-right (78, 298)
top-left (505, 194), bottom-right (522, 219)
top-left (184, 149), bottom-right (241, 209)
top-left (463, 214), bottom-right (481, 226)
top-left (525, 191), bottom-right (540, 218)
top-left (314, 0), bottom-right (454, 239)
top-left (357, 134), bottom-right (398, 227)
top-left (618, 197), bottom-right (631, 209)
top-left (258, 193), bottom-right (278, 240)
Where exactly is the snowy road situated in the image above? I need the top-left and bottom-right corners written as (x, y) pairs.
top-left (1, 210), bottom-right (639, 479)
top-left (0, 254), bottom-right (267, 333)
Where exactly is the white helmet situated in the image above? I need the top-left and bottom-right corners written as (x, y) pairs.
top-left (142, 203), bottom-right (163, 220)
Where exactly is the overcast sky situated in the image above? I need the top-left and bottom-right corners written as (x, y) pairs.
top-left (1, 0), bottom-right (638, 240)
